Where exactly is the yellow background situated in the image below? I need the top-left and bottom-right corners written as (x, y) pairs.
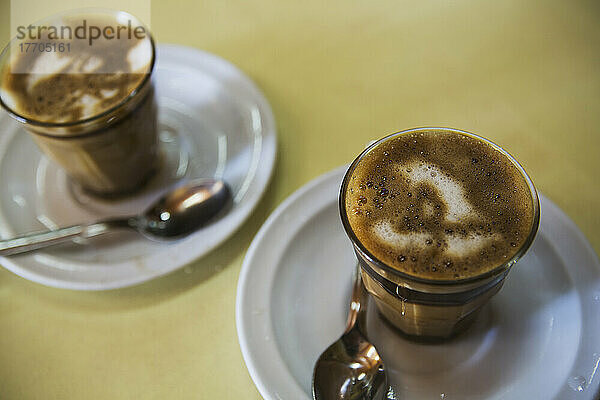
top-left (0, 0), bottom-right (599, 398)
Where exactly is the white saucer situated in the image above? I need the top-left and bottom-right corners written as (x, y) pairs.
top-left (0, 44), bottom-right (276, 290)
top-left (236, 166), bottom-right (600, 400)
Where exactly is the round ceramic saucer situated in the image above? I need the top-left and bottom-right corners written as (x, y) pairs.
top-left (0, 44), bottom-right (276, 290)
top-left (236, 166), bottom-right (600, 400)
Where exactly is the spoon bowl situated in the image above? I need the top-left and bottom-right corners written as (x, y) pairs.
top-left (140, 179), bottom-right (231, 238)
top-left (313, 326), bottom-right (387, 399)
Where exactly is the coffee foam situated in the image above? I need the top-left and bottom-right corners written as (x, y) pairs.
top-left (445, 232), bottom-right (502, 256)
top-left (128, 39), bottom-right (153, 72)
top-left (27, 51), bottom-right (72, 77)
top-left (402, 162), bottom-right (474, 223)
top-left (372, 161), bottom-right (502, 256)
top-left (345, 129), bottom-right (534, 280)
top-left (373, 220), bottom-right (430, 249)
top-left (373, 220), bottom-right (502, 257)
top-left (0, 15), bottom-right (153, 124)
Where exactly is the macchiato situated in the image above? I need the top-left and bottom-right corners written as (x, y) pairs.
top-left (340, 128), bottom-right (539, 339)
top-left (0, 11), bottom-right (158, 196)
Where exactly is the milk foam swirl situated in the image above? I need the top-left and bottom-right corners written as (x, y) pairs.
top-left (345, 129), bottom-right (535, 280)
top-left (0, 15), bottom-right (153, 125)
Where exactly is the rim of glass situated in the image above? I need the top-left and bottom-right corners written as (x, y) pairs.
top-left (0, 8), bottom-right (156, 130)
top-left (339, 127), bottom-right (541, 286)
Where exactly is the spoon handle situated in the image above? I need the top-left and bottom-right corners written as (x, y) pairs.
top-left (345, 263), bottom-right (369, 333)
top-left (0, 219), bottom-right (130, 256)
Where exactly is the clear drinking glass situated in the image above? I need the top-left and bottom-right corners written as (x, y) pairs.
top-left (339, 128), bottom-right (540, 340)
top-left (0, 9), bottom-right (158, 196)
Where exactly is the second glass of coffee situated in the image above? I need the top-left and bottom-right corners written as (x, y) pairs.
top-left (0, 10), bottom-right (158, 196)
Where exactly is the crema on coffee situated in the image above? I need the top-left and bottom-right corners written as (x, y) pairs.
top-left (0, 15), bottom-right (152, 125)
top-left (344, 129), bottom-right (535, 281)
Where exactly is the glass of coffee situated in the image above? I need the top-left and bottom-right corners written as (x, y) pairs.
top-left (0, 9), bottom-right (158, 196)
top-left (340, 127), bottom-right (540, 340)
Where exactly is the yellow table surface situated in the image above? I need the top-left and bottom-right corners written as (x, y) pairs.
top-left (0, 1), bottom-right (599, 398)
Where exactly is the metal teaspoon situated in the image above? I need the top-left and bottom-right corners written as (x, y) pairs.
top-left (0, 179), bottom-right (231, 256)
top-left (312, 263), bottom-right (388, 400)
